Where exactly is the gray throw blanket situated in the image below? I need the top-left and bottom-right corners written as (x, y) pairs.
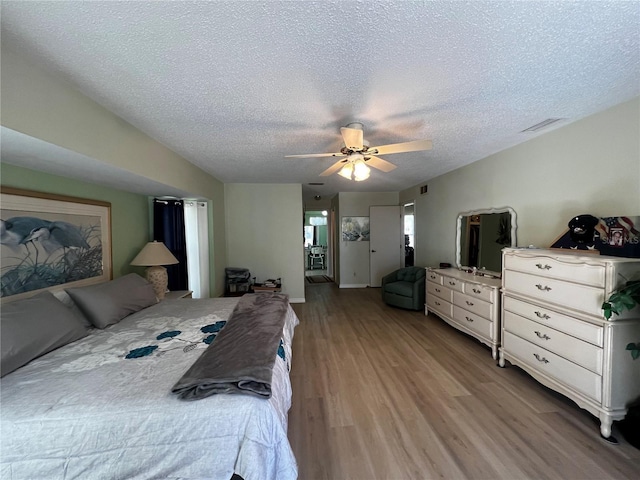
top-left (172, 293), bottom-right (289, 400)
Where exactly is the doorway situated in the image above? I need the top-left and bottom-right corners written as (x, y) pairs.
top-left (403, 202), bottom-right (415, 267)
top-left (304, 210), bottom-right (330, 278)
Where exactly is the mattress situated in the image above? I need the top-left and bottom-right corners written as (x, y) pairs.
top-left (0, 297), bottom-right (299, 480)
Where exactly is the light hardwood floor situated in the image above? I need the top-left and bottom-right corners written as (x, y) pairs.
top-left (288, 284), bottom-right (640, 480)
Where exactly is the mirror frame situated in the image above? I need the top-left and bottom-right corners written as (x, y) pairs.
top-left (455, 206), bottom-right (518, 276)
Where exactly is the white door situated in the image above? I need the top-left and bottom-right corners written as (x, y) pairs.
top-left (370, 205), bottom-right (403, 287)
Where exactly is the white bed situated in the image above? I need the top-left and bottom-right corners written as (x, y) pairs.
top-left (0, 292), bottom-right (299, 480)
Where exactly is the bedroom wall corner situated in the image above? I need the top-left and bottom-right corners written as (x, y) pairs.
top-left (224, 183), bottom-right (305, 302)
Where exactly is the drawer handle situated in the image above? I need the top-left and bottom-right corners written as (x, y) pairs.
top-left (435, 288), bottom-right (441, 293)
top-left (534, 331), bottom-right (551, 340)
top-left (430, 275), bottom-right (436, 279)
top-left (465, 316), bottom-right (474, 322)
top-left (466, 300), bottom-right (474, 306)
top-left (449, 281), bottom-right (456, 286)
top-left (536, 263), bottom-right (552, 270)
top-left (534, 311), bottom-right (550, 320)
top-left (472, 288), bottom-right (481, 294)
top-left (435, 301), bottom-right (441, 306)
top-left (535, 284), bottom-right (552, 292)
top-left (533, 353), bottom-right (549, 364)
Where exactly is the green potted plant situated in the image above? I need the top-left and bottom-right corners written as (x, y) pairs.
top-left (602, 279), bottom-right (640, 448)
top-left (602, 279), bottom-right (640, 321)
top-left (602, 279), bottom-right (640, 358)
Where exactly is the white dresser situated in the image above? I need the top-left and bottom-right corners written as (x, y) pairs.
top-left (500, 248), bottom-right (640, 439)
top-left (426, 268), bottom-right (502, 359)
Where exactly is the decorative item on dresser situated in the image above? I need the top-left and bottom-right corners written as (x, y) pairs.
top-left (500, 247), bottom-right (640, 441)
top-left (426, 268), bottom-right (502, 359)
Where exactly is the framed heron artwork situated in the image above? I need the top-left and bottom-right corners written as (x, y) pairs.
top-left (0, 187), bottom-right (112, 301)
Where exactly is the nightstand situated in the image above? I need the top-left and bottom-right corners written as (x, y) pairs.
top-left (164, 290), bottom-right (193, 300)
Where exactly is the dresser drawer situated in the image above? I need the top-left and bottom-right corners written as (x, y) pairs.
top-left (503, 311), bottom-right (603, 374)
top-left (463, 282), bottom-right (494, 302)
top-left (503, 296), bottom-right (603, 346)
top-left (503, 332), bottom-right (602, 402)
top-left (504, 253), bottom-right (606, 287)
top-left (427, 270), bottom-right (443, 284)
top-left (503, 270), bottom-right (603, 317)
top-left (427, 281), bottom-right (453, 302)
top-left (453, 291), bottom-right (491, 320)
top-left (453, 305), bottom-right (492, 339)
top-left (427, 295), bottom-right (453, 318)
top-left (440, 275), bottom-right (464, 293)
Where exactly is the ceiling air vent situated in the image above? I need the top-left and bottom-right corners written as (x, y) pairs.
top-left (308, 182), bottom-right (324, 186)
top-left (521, 118), bottom-right (565, 133)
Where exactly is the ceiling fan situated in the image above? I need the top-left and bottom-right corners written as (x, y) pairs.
top-left (285, 122), bottom-right (432, 181)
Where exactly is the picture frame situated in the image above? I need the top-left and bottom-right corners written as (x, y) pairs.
top-left (1, 187), bottom-right (112, 302)
top-left (341, 216), bottom-right (370, 241)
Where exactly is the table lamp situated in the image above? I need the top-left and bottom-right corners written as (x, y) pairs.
top-left (130, 241), bottom-right (179, 299)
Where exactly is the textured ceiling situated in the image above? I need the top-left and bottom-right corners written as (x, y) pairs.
top-left (1, 1), bottom-right (639, 203)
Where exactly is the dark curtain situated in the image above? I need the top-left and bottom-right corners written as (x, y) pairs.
top-left (153, 199), bottom-right (188, 291)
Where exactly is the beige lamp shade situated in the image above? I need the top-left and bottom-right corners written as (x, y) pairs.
top-left (130, 241), bottom-right (179, 299)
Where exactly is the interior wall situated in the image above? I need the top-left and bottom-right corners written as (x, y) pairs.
top-left (1, 43), bottom-right (228, 296)
top-left (337, 191), bottom-right (400, 287)
top-left (0, 163), bottom-right (149, 279)
top-left (224, 183), bottom-right (305, 302)
top-left (400, 97), bottom-right (640, 268)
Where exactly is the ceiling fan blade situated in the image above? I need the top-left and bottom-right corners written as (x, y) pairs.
top-left (340, 126), bottom-right (364, 150)
top-left (365, 155), bottom-right (397, 173)
top-left (285, 152), bottom-right (345, 158)
top-left (319, 159), bottom-right (347, 176)
top-left (370, 139), bottom-right (432, 156)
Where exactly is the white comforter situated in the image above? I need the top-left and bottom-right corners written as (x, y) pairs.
top-left (0, 297), bottom-right (299, 480)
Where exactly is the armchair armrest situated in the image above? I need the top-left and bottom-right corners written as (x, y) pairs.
top-left (381, 270), bottom-right (399, 287)
top-left (412, 276), bottom-right (426, 297)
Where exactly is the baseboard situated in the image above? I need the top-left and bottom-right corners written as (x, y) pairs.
top-left (339, 284), bottom-right (369, 289)
top-left (289, 297), bottom-right (306, 303)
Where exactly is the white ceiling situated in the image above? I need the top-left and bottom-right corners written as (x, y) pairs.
top-left (1, 1), bottom-right (639, 203)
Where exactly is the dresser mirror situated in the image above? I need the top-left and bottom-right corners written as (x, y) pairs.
top-left (455, 206), bottom-right (517, 276)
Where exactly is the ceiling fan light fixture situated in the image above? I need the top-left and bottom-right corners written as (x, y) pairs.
top-left (338, 163), bottom-right (354, 179)
top-left (354, 170), bottom-right (370, 181)
top-left (353, 157), bottom-right (370, 181)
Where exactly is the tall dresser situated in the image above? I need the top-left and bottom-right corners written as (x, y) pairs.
top-left (426, 268), bottom-right (502, 359)
top-left (500, 248), bottom-right (640, 439)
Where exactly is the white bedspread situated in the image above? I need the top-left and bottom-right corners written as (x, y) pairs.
top-left (0, 297), bottom-right (299, 480)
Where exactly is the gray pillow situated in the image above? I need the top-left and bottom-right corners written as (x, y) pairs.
top-left (1, 291), bottom-right (89, 377)
top-left (66, 273), bottom-right (158, 329)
